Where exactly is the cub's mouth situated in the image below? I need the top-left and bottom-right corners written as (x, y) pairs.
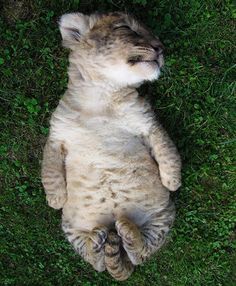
top-left (128, 57), bottom-right (162, 67)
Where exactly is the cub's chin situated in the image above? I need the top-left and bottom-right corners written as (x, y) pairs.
top-left (98, 63), bottom-right (161, 87)
top-left (134, 62), bottom-right (162, 83)
top-left (130, 54), bottom-right (164, 83)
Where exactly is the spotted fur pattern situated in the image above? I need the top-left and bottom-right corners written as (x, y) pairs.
top-left (41, 11), bottom-right (181, 280)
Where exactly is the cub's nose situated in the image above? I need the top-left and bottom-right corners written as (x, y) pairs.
top-left (150, 38), bottom-right (164, 56)
top-left (153, 44), bottom-right (164, 56)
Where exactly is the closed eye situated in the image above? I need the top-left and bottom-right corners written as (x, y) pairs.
top-left (113, 25), bottom-right (139, 37)
top-left (113, 25), bottom-right (131, 30)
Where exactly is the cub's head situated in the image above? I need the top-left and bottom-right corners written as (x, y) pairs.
top-left (59, 12), bottom-right (164, 87)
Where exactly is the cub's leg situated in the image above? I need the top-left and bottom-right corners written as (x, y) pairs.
top-left (116, 201), bottom-right (175, 265)
top-left (41, 138), bottom-right (67, 209)
top-left (105, 231), bottom-right (134, 281)
top-left (145, 123), bottom-right (181, 191)
top-left (62, 221), bottom-right (108, 272)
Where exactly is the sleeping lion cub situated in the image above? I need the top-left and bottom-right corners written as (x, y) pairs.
top-left (42, 11), bottom-right (181, 280)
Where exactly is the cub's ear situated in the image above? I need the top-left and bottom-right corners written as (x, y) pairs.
top-left (59, 12), bottom-right (90, 48)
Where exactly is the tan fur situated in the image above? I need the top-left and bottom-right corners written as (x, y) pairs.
top-left (42, 12), bottom-right (181, 280)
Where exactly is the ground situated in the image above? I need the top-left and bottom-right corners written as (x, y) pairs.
top-left (0, 0), bottom-right (235, 285)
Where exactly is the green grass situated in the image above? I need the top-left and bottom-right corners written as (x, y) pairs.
top-left (0, 0), bottom-right (235, 285)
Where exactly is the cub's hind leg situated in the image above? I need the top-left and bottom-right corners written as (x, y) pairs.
top-left (62, 221), bottom-right (108, 272)
top-left (116, 201), bottom-right (175, 265)
top-left (105, 231), bottom-right (134, 281)
top-left (41, 138), bottom-right (67, 209)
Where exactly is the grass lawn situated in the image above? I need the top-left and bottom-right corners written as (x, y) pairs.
top-left (0, 1), bottom-right (235, 285)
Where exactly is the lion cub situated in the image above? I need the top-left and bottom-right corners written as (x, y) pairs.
top-left (42, 12), bottom-right (181, 281)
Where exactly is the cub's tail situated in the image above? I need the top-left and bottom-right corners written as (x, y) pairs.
top-left (105, 230), bottom-right (134, 281)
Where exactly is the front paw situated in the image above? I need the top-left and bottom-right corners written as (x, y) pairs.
top-left (46, 193), bottom-right (67, 209)
top-left (160, 172), bottom-right (181, 191)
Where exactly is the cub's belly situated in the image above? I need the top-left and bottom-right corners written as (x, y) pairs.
top-left (63, 158), bottom-right (169, 231)
top-left (61, 128), bottom-right (169, 231)
top-left (63, 189), bottom-right (169, 231)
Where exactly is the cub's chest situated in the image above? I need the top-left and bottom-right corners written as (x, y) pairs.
top-left (52, 97), bottom-right (151, 157)
top-left (56, 114), bottom-right (139, 145)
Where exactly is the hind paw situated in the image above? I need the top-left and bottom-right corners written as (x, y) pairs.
top-left (115, 218), bottom-right (142, 247)
top-left (90, 226), bottom-right (108, 252)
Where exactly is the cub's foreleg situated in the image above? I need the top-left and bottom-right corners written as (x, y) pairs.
top-left (145, 123), bottom-right (181, 191)
top-left (41, 138), bottom-right (67, 209)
